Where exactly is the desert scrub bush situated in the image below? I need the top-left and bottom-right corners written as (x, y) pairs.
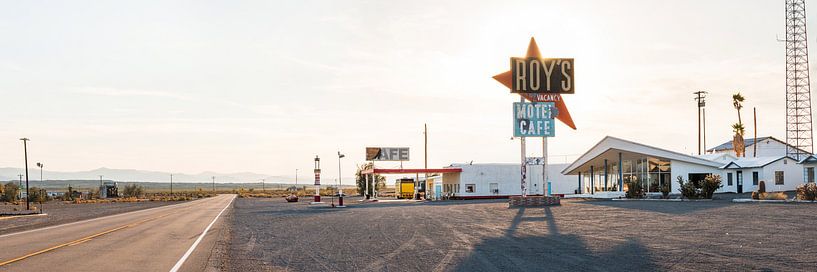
top-left (122, 184), bottom-right (144, 198)
top-left (700, 174), bottom-right (723, 199)
top-left (677, 176), bottom-right (699, 199)
top-left (2, 182), bottom-right (20, 203)
top-left (660, 180), bottom-right (671, 198)
top-left (763, 192), bottom-right (788, 200)
top-left (752, 180), bottom-right (767, 200)
top-left (625, 180), bottom-right (644, 198)
top-left (676, 174), bottom-right (722, 199)
top-left (796, 183), bottom-right (817, 201)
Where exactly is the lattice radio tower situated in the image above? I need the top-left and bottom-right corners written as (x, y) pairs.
top-left (784, 0), bottom-right (814, 160)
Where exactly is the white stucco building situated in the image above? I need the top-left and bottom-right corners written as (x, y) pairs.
top-left (431, 136), bottom-right (815, 199)
top-left (562, 136), bottom-right (813, 195)
top-left (436, 163), bottom-right (575, 199)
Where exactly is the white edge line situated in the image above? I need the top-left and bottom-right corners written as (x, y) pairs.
top-left (0, 197), bottom-right (210, 239)
top-left (169, 194), bottom-right (235, 272)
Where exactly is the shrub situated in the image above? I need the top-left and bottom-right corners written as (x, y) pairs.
top-left (677, 176), bottom-right (699, 199)
top-left (796, 183), bottom-right (817, 201)
top-left (753, 180), bottom-right (767, 200)
top-left (660, 181), bottom-right (671, 198)
top-left (2, 182), bottom-right (19, 203)
top-left (763, 192), bottom-right (787, 200)
top-left (676, 174), bottom-right (722, 199)
top-left (700, 174), bottom-right (723, 199)
top-left (28, 187), bottom-right (49, 203)
top-left (625, 180), bottom-right (644, 198)
top-left (122, 184), bottom-right (144, 198)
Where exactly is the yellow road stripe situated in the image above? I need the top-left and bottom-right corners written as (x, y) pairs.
top-left (0, 210), bottom-right (177, 267)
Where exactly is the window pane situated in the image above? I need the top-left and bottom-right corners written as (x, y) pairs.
top-left (775, 171), bottom-right (784, 185)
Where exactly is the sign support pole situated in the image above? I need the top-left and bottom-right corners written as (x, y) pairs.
top-left (543, 136), bottom-right (549, 196)
top-left (520, 97), bottom-right (527, 198)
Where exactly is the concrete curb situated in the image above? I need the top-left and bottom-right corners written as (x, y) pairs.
top-left (732, 198), bottom-right (817, 203)
top-left (0, 213), bottom-right (48, 220)
top-left (611, 198), bottom-right (712, 202)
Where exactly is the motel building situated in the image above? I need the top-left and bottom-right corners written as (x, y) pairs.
top-left (429, 136), bottom-right (817, 199)
top-left (561, 136), bottom-right (815, 197)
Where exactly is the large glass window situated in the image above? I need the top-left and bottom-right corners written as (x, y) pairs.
top-left (617, 157), bottom-right (671, 193)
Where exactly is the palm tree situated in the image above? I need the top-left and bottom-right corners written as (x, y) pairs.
top-left (732, 123), bottom-right (745, 135)
top-left (732, 93), bottom-right (745, 125)
top-left (732, 92), bottom-right (747, 157)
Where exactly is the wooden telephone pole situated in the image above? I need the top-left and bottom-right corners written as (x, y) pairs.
top-left (694, 91), bottom-right (708, 155)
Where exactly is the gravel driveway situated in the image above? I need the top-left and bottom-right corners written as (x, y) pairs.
top-left (225, 197), bottom-right (817, 271)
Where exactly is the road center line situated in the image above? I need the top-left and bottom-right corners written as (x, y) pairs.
top-left (0, 197), bottom-right (212, 239)
top-left (0, 211), bottom-right (177, 267)
top-left (169, 195), bottom-right (235, 272)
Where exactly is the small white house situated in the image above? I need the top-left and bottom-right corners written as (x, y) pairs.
top-left (719, 156), bottom-right (803, 193)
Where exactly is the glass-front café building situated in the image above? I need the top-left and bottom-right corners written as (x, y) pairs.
top-left (561, 136), bottom-right (724, 195)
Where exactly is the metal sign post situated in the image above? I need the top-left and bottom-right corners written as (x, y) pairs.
top-left (495, 37), bottom-right (574, 203)
top-left (519, 97), bottom-right (528, 198)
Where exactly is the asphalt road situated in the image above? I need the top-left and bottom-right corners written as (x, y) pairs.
top-left (0, 194), bottom-right (235, 272)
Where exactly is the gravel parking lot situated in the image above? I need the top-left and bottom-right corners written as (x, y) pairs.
top-left (225, 196), bottom-right (817, 272)
top-left (0, 201), bottom-right (182, 235)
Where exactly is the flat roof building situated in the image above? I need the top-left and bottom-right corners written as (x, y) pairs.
top-left (563, 136), bottom-right (814, 195)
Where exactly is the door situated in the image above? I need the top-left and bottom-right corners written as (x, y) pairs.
top-left (489, 183), bottom-right (499, 195)
top-left (736, 171), bottom-right (743, 194)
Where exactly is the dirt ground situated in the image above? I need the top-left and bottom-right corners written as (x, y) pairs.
top-left (225, 196), bottom-right (817, 272)
top-left (0, 200), bottom-right (181, 235)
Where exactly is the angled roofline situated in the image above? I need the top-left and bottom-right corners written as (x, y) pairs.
top-left (722, 162), bottom-right (742, 169)
top-left (799, 155), bottom-right (817, 164)
top-left (561, 136), bottom-right (722, 175)
top-left (707, 136), bottom-right (811, 155)
top-left (719, 156), bottom-right (796, 169)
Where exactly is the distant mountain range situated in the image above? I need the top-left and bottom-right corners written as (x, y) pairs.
top-left (0, 167), bottom-right (294, 183)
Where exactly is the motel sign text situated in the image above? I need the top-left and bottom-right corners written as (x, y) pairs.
top-left (365, 147), bottom-right (410, 161)
top-left (511, 57), bottom-right (574, 94)
top-left (513, 102), bottom-right (556, 137)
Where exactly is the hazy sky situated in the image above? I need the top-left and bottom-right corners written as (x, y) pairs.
top-left (0, 0), bottom-right (811, 182)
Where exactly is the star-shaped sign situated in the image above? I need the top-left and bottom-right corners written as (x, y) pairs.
top-left (493, 37), bottom-right (576, 130)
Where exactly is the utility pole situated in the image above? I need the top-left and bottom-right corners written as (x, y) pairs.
top-left (693, 91), bottom-right (707, 155)
top-left (703, 108), bottom-right (707, 153)
top-left (20, 138), bottom-right (30, 210)
top-left (261, 178), bottom-right (265, 192)
top-left (754, 107), bottom-right (758, 157)
top-left (170, 174), bottom-right (173, 195)
top-left (211, 176), bottom-right (215, 193)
